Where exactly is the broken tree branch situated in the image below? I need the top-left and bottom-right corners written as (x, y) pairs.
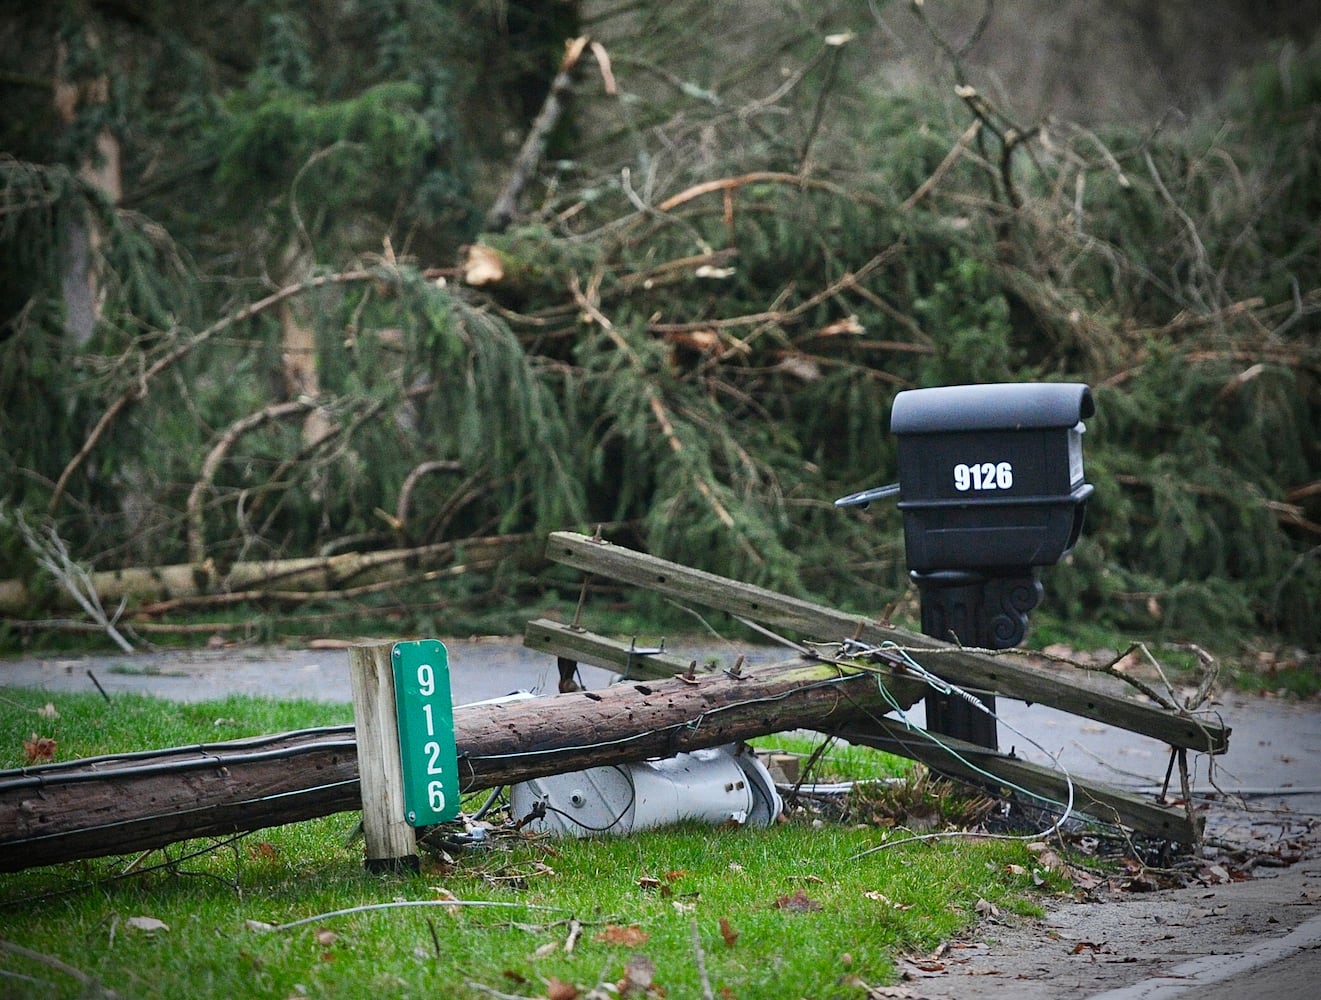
top-left (569, 275), bottom-right (742, 535)
top-left (485, 36), bottom-right (592, 234)
top-left (0, 532), bottom-right (532, 617)
top-left (4, 506), bottom-right (134, 652)
top-left (187, 399), bottom-right (316, 564)
top-left (48, 269), bottom-right (377, 516)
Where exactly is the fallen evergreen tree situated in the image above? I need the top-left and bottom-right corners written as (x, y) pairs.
top-left (1, 3), bottom-right (1317, 650)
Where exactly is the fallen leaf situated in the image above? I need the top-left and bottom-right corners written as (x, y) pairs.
top-left (773, 890), bottom-right (822, 912)
top-left (863, 890), bottom-right (913, 910)
top-left (314, 929), bottom-right (337, 946)
top-left (594, 925), bottom-right (649, 947)
top-left (900, 958), bottom-right (946, 976)
top-left (718, 917), bottom-right (739, 948)
top-left (531, 941), bottom-right (559, 959)
top-left (973, 898), bottom-right (999, 917)
top-left (618, 953), bottom-right (656, 996)
top-left (37, 703), bottom-right (59, 720)
top-left (547, 977), bottom-right (580, 1000)
top-left (127, 916), bottom-right (169, 933)
top-left (23, 734), bottom-right (56, 764)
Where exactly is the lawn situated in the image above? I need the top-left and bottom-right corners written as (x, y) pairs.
top-left (0, 689), bottom-right (1063, 999)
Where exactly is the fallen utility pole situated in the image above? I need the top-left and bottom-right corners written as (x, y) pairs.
top-left (543, 531), bottom-right (1230, 756)
top-left (525, 618), bottom-right (1203, 843)
top-left (0, 651), bottom-right (923, 873)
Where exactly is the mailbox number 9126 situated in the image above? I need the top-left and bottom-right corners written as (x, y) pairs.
top-left (953, 461), bottom-right (1014, 492)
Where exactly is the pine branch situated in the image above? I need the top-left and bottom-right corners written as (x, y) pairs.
top-left (48, 269), bottom-right (377, 516)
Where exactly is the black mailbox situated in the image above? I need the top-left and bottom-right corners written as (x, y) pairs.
top-left (890, 382), bottom-right (1094, 573)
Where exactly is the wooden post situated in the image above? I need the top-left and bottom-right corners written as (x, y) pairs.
top-left (348, 641), bottom-right (418, 873)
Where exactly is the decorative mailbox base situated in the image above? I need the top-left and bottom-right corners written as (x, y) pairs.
top-left (913, 569), bottom-right (1044, 749)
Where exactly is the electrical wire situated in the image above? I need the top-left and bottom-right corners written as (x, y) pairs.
top-left (0, 725), bottom-right (357, 791)
top-left (839, 641), bottom-right (1079, 858)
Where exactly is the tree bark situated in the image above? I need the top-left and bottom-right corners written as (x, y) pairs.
top-left (0, 533), bottom-right (530, 616)
top-left (0, 654), bottom-right (912, 872)
top-left (54, 31), bottom-right (121, 347)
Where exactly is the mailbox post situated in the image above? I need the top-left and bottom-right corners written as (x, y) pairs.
top-left (838, 382), bottom-right (1095, 748)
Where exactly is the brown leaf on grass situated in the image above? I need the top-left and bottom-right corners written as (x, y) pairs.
top-left (637, 876), bottom-right (665, 893)
top-left (618, 953), bottom-right (658, 997)
top-left (718, 917), bottom-right (739, 948)
top-left (773, 890), bottom-right (822, 912)
top-left (23, 734), bottom-right (56, 764)
top-left (594, 924), bottom-right (649, 947)
top-left (547, 977), bottom-right (580, 1000)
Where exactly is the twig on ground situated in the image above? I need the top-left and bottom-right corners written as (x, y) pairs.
top-left (691, 919), bottom-right (715, 1000)
top-left (263, 899), bottom-right (566, 932)
top-left (0, 937), bottom-right (121, 999)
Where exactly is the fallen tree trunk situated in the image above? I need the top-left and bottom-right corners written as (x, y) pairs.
top-left (0, 653), bottom-right (920, 872)
top-left (0, 533), bottom-right (530, 617)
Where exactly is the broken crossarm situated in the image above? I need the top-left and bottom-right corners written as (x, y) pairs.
top-left (835, 720), bottom-right (1201, 843)
top-left (542, 531), bottom-right (1230, 756)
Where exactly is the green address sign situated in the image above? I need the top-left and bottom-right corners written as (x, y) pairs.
top-left (391, 639), bottom-right (460, 826)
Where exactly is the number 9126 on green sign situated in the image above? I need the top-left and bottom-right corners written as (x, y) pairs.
top-left (391, 639), bottom-right (460, 826)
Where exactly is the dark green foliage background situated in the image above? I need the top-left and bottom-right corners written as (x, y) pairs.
top-left (1, 2), bottom-right (1317, 651)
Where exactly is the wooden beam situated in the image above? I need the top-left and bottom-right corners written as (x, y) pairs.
top-left (544, 531), bottom-right (1229, 755)
top-left (523, 618), bottom-right (694, 680)
top-left (836, 720), bottom-right (1201, 844)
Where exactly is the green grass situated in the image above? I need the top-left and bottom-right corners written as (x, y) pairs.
top-left (0, 691), bottom-right (1066, 999)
